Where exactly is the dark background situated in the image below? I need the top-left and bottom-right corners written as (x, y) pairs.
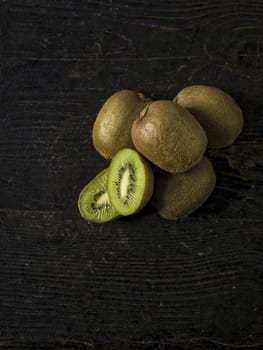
top-left (1, 0), bottom-right (263, 349)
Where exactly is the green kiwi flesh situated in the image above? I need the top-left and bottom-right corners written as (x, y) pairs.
top-left (107, 148), bottom-right (154, 216)
top-left (92, 90), bottom-right (150, 159)
top-left (174, 85), bottom-right (244, 148)
top-left (151, 157), bottom-right (216, 220)
top-left (131, 100), bottom-right (208, 174)
top-left (78, 168), bottom-right (120, 223)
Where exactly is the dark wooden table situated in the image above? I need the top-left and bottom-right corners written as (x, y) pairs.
top-left (1, 1), bottom-right (263, 349)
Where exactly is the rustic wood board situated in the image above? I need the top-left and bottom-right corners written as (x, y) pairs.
top-left (1, 0), bottom-right (263, 349)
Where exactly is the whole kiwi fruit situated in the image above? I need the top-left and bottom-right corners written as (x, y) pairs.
top-left (131, 100), bottom-right (208, 174)
top-left (152, 157), bottom-right (216, 220)
top-left (174, 85), bottom-right (244, 148)
top-left (92, 90), bottom-right (150, 159)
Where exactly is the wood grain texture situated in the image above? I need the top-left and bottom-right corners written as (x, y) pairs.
top-left (0, 211), bottom-right (262, 349)
top-left (1, 0), bottom-right (263, 349)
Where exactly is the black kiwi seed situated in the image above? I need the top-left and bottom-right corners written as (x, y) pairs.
top-left (115, 162), bottom-right (137, 204)
top-left (93, 189), bottom-right (104, 202)
top-left (91, 190), bottom-right (111, 211)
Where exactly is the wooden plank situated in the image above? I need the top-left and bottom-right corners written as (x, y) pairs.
top-left (0, 211), bottom-right (262, 347)
top-left (1, 0), bottom-right (263, 348)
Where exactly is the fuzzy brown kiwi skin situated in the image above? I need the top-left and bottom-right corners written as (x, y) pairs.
top-left (92, 90), bottom-right (150, 159)
top-left (174, 85), bottom-right (244, 148)
top-left (131, 100), bottom-right (208, 174)
top-left (151, 157), bottom-right (216, 220)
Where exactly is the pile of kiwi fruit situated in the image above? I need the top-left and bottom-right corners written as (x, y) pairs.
top-left (78, 86), bottom-right (243, 223)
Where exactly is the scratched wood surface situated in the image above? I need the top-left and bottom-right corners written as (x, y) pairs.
top-left (1, 0), bottom-right (263, 349)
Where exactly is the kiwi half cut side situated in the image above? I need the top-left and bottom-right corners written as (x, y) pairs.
top-left (107, 148), bottom-right (154, 216)
top-left (78, 168), bottom-right (120, 223)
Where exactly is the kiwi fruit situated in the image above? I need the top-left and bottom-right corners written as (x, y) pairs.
top-left (78, 168), bottom-right (120, 223)
top-left (107, 148), bottom-right (154, 216)
top-left (174, 85), bottom-right (244, 148)
top-left (151, 157), bottom-right (216, 220)
top-left (92, 90), bottom-right (150, 159)
top-left (131, 100), bottom-right (208, 174)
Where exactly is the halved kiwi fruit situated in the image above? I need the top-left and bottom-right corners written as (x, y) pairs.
top-left (92, 90), bottom-right (150, 159)
top-left (78, 168), bottom-right (120, 223)
top-left (174, 85), bottom-right (244, 148)
top-left (107, 148), bottom-right (154, 216)
top-left (151, 157), bottom-right (216, 220)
